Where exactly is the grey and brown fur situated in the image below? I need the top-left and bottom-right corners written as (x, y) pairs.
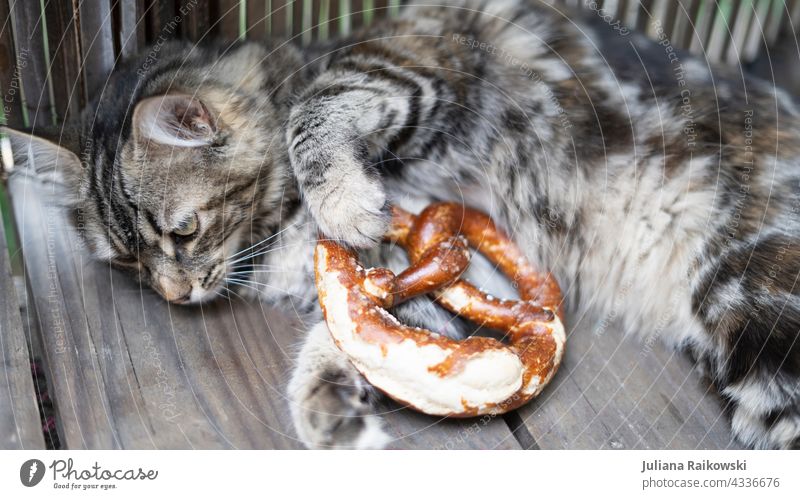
top-left (4, 0), bottom-right (800, 449)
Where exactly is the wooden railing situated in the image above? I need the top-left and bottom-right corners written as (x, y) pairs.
top-left (1, 1), bottom-right (797, 130)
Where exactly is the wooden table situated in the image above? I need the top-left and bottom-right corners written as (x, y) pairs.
top-left (0, 163), bottom-right (740, 450)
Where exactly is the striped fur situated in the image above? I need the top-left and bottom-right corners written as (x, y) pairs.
top-left (4, 0), bottom-right (800, 449)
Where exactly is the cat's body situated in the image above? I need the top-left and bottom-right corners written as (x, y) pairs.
top-left (5, 0), bottom-right (800, 449)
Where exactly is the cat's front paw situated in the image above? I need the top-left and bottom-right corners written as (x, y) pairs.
top-left (289, 364), bottom-right (390, 449)
top-left (309, 167), bottom-right (389, 248)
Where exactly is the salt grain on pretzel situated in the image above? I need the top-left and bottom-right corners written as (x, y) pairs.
top-left (314, 202), bottom-right (566, 416)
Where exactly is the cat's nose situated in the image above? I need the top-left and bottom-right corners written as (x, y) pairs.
top-left (157, 276), bottom-right (192, 303)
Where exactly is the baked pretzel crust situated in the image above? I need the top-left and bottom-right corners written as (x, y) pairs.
top-left (314, 202), bottom-right (565, 416)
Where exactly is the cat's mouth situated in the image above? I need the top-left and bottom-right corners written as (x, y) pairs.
top-left (155, 261), bottom-right (231, 305)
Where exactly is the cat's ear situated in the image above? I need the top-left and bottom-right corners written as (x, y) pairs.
top-left (133, 94), bottom-right (217, 147)
top-left (0, 126), bottom-right (83, 183)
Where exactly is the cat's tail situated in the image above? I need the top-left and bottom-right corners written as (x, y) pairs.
top-left (694, 233), bottom-right (800, 448)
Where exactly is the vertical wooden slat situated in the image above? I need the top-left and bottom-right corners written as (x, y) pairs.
top-left (373, 0), bottom-right (388, 21)
top-left (9, 0), bottom-right (52, 128)
top-left (44, 0), bottom-right (82, 125)
top-left (689, 0), bottom-right (717, 56)
top-left (0, 213), bottom-right (46, 450)
top-left (635, 0), bottom-right (655, 33)
top-left (310, 0), bottom-right (321, 41)
top-left (328, 0), bottom-right (341, 35)
top-left (0, 0), bottom-right (26, 127)
top-left (293, 0), bottom-right (304, 38)
top-left (601, 0), bottom-right (618, 17)
top-left (615, 0), bottom-right (633, 27)
top-left (388, 0), bottom-right (400, 17)
top-left (674, 0), bottom-right (701, 49)
top-left (301, 0), bottom-right (312, 44)
top-left (78, 0), bottom-right (116, 103)
top-left (350, 0), bottom-right (364, 32)
top-left (743, 0), bottom-right (776, 62)
top-left (763, 0), bottom-right (785, 47)
top-left (183, 0), bottom-right (211, 42)
top-left (117, 0), bottom-right (146, 59)
top-left (246, 0), bottom-right (268, 39)
top-left (144, 0), bottom-right (158, 42)
top-left (705, 0), bottom-right (739, 64)
top-left (151, 0), bottom-right (176, 38)
top-left (726, 0), bottom-right (755, 65)
top-left (361, 0), bottom-right (375, 25)
top-left (316, 0), bottom-right (331, 40)
top-left (660, 0), bottom-right (680, 42)
top-left (339, 0), bottom-right (351, 35)
top-left (212, 0), bottom-right (242, 39)
top-left (269, 0), bottom-right (285, 37)
top-left (792, 0), bottom-right (800, 25)
top-left (267, 0), bottom-right (287, 37)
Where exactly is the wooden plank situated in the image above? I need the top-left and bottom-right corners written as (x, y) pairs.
top-left (7, 166), bottom-right (519, 449)
top-left (246, 0), bottom-right (268, 39)
top-left (78, 0), bottom-right (116, 103)
top-left (618, 0), bottom-right (638, 29)
top-left (301, 0), bottom-right (313, 44)
top-left (350, 0), bottom-right (365, 31)
top-left (316, 0), bottom-right (332, 41)
top-left (381, 399), bottom-right (520, 449)
top-left (212, 0), bottom-right (242, 40)
top-left (712, 0), bottom-right (742, 65)
top-left (269, 0), bottom-right (290, 38)
top-left (763, 0), bottom-right (787, 46)
top-left (373, 0), bottom-right (388, 21)
top-left (514, 312), bottom-right (739, 449)
top-left (0, 211), bottom-right (45, 449)
top-left (674, 0), bottom-right (701, 49)
top-left (688, 0), bottom-right (717, 56)
top-left (635, 0), bottom-right (655, 33)
top-left (43, 0), bottom-right (83, 125)
top-left (148, 0), bottom-right (176, 39)
top-left (293, 0), bottom-right (304, 39)
top-left (726, 0), bottom-right (755, 65)
top-left (388, 0), bottom-right (400, 17)
top-left (9, 0), bottom-right (52, 127)
top-left (0, 0), bottom-right (26, 127)
top-left (8, 170), bottom-right (301, 448)
top-left (338, 0), bottom-right (351, 36)
top-left (183, 0), bottom-right (212, 43)
top-left (742, 0), bottom-right (775, 62)
top-left (118, 0), bottom-right (147, 59)
top-left (660, 0), bottom-right (679, 44)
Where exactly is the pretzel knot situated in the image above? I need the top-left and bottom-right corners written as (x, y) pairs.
top-left (314, 202), bottom-right (566, 416)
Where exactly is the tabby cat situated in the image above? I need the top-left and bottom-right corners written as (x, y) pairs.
top-left (4, 0), bottom-right (800, 449)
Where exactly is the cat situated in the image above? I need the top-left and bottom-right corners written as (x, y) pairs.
top-left (4, 0), bottom-right (800, 449)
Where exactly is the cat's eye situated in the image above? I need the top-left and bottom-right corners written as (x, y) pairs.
top-left (173, 214), bottom-right (198, 237)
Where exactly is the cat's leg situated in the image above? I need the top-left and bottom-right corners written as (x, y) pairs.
top-left (288, 321), bottom-right (391, 449)
top-left (694, 235), bottom-right (800, 448)
top-left (286, 44), bottom-right (456, 248)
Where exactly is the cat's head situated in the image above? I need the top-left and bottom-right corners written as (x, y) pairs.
top-left (3, 82), bottom-right (298, 304)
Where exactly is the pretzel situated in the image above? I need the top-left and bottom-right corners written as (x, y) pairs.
top-left (314, 202), bottom-right (565, 416)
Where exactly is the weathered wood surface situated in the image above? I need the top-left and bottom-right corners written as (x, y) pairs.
top-left (513, 312), bottom-right (740, 449)
top-left (43, 0), bottom-right (84, 125)
top-left (0, 211), bottom-right (45, 449)
top-left (6, 166), bottom-right (520, 449)
top-left (0, 0), bottom-right (26, 127)
top-left (8, 0), bottom-right (52, 128)
top-left (3, 0), bottom-right (778, 450)
top-left (6, 159), bottom-right (739, 449)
